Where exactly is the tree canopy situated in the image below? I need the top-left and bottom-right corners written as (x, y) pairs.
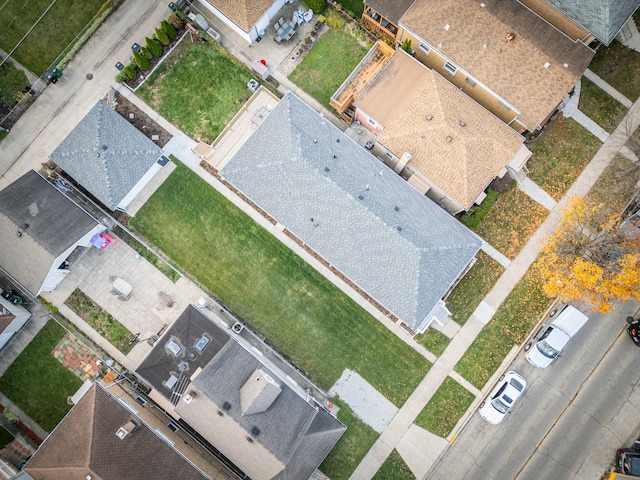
top-left (539, 196), bottom-right (640, 313)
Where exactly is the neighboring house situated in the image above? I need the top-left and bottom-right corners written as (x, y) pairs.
top-left (136, 304), bottom-right (346, 480)
top-left (526, 0), bottom-right (640, 45)
top-left (0, 296), bottom-right (30, 351)
top-left (17, 383), bottom-right (210, 480)
top-left (393, 0), bottom-right (595, 132)
top-left (354, 49), bottom-right (531, 214)
top-left (50, 100), bottom-right (168, 212)
top-left (0, 170), bottom-right (104, 297)
top-left (361, 0), bottom-right (414, 43)
top-left (219, 93), bottom-right (482, 332)
top-left (197, 0), bottom-right (286, 43)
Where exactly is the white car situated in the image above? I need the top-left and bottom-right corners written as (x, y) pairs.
top-left (479, 371), bottom-right (526, 424)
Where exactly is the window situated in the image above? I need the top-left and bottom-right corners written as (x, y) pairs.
top-left (418, 43), bottom-right (430, 54)
top-left (443, 61), bottom-right (457, 75)
top-left (465, 76), bottom-right (476, 86)
top-left (366, 8), bottom-right (380, 21)
top-left (498, 100), bottom-right (512, 111)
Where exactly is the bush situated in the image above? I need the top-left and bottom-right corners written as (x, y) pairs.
top-left (401, 38), bottom-right (412, 53)
top-left (140, 46), bottom-right (153, 60)
top-left (123, 64), bottom-right (137, 80)
top-left (146, 37), bottom-right (162, 57)
top-left (115, 71), bottom-right (128, 83)
top-left (162, 19), bottom-right (177, 39)
top-left (326, 9), bottom-right (345, 29)
top-left (459, 189), bottom-right (502, 229)
top-left (302, 0), bottom-right (326, 13)
top-left (0, 63), bottom-right (27, 108)
top-left (169, 13), bottom-right (183, 31)
top-left (156, 27), bottom-right (170, 46)
top-left (133, 51), bottom-right (150, 70)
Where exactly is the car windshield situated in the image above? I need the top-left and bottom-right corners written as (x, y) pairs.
top-left (510, 378), bottom-right (524, 391)
top-left (491, 397), bottom-right (511, 414)
top-left (537, 340), bottom-right (560, 359)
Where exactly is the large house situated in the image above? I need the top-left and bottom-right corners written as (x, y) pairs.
top-left (353, 49), bottom-right (531, 213)
top-left (50, 100), bottom-right (168, 212)
top-left (0, 170), bottom-right (104, 297)
top-left (219, 92), bottom-right (483, 332)
top-left (363, 0), bottom-right (596, 132)
top-left (136, 304), bottom-right (346, 480)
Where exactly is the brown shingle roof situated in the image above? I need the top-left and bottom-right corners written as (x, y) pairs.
top-left (356, 51), bottom-right (525, 210)
top-left (365, 0), bottom-right (416, 24)
top-left (204, 0), bottom-right (273, 32)
top-left (401, 0), bottom-right (595, 129)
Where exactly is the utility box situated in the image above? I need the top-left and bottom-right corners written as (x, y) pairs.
top-left (251, 60), bottom-right (269, 80)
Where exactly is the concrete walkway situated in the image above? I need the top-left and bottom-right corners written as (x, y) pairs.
top-left (584, 69), bottom-right (633, 108)
top-left (517, 177), bottom-right (557, 210)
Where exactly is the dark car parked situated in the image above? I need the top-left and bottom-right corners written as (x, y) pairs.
top-left (626, 316), bottom-right (640, 347)
top-left (617, 448), bottom-right (640, 476)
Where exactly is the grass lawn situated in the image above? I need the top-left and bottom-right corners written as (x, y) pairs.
top-left (137, 42), bottom-right (253, 143)
top-left (627, 126), bottom-right (640, 156)
top-left (0, 0), bottom-right (106, 75)
top-left (64, 289), bottom-right (134, 354)
top-left (589, 40), bottom-right (640, 101)
top-left (320, 398), bottom-right (378, 479)
top-left (289, 28), bottom-right (368, 110)
top-left (339, 0), bottom-right (365, 17)
top-left (578, 76), bottom-right (628, 132)
top-left (473, 188), bottom-right (548, 260)
top-left (445, 251), bottom-right (504, 326)
top-left (131, 163), bottom-right (430, 406)
top-left (372, 449), bottom-right (413, 480)
top-left (527, 115), bottom-right (602, 200)
top-left (455, 265), bottom-right (552, 389)
top-left (416, 328), bottom-right (451, 357)
top-left (584, 154), bottom-right (640, 214)
top-left (0, 320), bottom-right (82, 432)
top-left (414, 377), bottom-right (476, 438)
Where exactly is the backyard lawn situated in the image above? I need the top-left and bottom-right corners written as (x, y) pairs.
top-left (527, 115), bottom-right (602, 200)
top-left (372, 450), bottom-right (414, 480)
top-left (445, 251), bottom-right (504, 326)
top-left (137, 42), bottom-right (253, 143)
top-left (589, 40), bottom-right (640, 101)
top-left (0, 0), bottom-right (106, 75)
top-left (337, 0), bottom-right (365, 17)
top-left (320, 398), bottom-right (378, 479)
top-left (578, 76), bottom-right (628, 133)
top-left (289, 28), bottom-right (369, 109)
top-left (414, 377), bottom-right (476, 438)
top-left (473, 187), bottom-right (548, 260)
top-left (131, 162), bottom-right (430, 406)
top-left (0, 320), bottom-right (82, 432)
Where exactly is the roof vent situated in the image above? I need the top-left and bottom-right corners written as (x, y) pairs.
top-left (444, 24), bottom-right (450, 31)
top-left (116, 420), bottom-right (138, 440)
top-left (183, 391), bottom-right (196, 404)
top-left (333, 155), bottom-right (337, 159)
top-left (426, 115), bottom-right (433, 121)
top-left (563, 63), bottom-right (568, 68)
top-left (438, 42), bottom-right (443, 48)
top-left (394, 206), bottom-right (400, 211)
top-left (446, 136), bottom-right (453, 143)
top-left (480, 2), bottom-right (486, 7)
top-left (22, 223), bottom-right (29, 229)
top-left (459, 120), bottom-right (466, 127)
top-left (397, 226), bottom-right (403, 231)
top-left (483, 42), bottom-right (488, 48)
top-left (223, 402), bottom-right (231, 411)
top-left (324, 167), bottom-right (330, 172)
top-left (247, 437), bottom-right (254, 443)
top-left (251, 426), bottom-right (261, 436)
top-left (217, 410), bottom-right (224, 416)
top-left (358, 195), bottom-right (364, 200)
top-left (544, 62), bottom-right (550, 69)
top-left (364, 184), bottom-right (369, 191)
top-left (505, 33), bottom-right (515, 42)
top-left (16, 231), bottom-right (22, 238)
top-left (313, 139), bottom-right (317, 143)
top-left (336, 138), bottom-right (340, 143)
top-left (102, 145), bottom-right (108, 150)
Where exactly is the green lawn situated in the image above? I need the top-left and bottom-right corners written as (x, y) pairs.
top-left (338, 0), bottom-right (365, 17)
top-left (0, 320), bottom-right (82, 432)
top-left (627, 125), bottom-right (640, 156)
top-left (416, 328), bottom-right (451, 357)
top-left (414, 377), bottom-right (476, 438)
top-left (372, 449), bottom-right (413, 480)
top-left (0, 0), bottom-right (106, 75)
top-left (474, 188), bottom-right (549, 260)
top-left (584, 154), bottom-right (640, 214)
top-left (527, 115), bottom-right (602, 200)
top-left (588, 40), bottom-right (640, 101)
top-left (64, 289), bottom-right (134, 354)
top-left (578, 76), bottom-right (628, 132)
top-left (289, 28), bottom-right (368, 109)
top-left (131, 163), bottom-right (430, 406)
top-left (445, 251), bottom-right (504, 326)
top-left (454, 266), bottom-right (553, 390)
top-left (320, 398), bottom-right (378, 479)
top-left (137, 42), bottom-right (253, 144)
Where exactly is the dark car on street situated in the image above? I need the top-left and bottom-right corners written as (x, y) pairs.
top-left (626, 316), bottom-right (640, 347)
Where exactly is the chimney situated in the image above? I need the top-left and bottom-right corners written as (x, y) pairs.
top-left (115, 420), bottom-right (139, 440)
top-left (395, 152), bottom-right (412, 174)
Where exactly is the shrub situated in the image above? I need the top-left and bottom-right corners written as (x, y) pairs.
top-left (115, 71), bottom-right (128, 83)
top-left (156, 27), bottom-right (170, 46)
top-left (302, 0), bottom-right (326, 13)
top-left (123, 64), bottom-right (137, 79)
top-left (133, 51), bottom-right (150, 70)
top-left (326, 9), bottom-right (345, 29)
top-left (401, 38), bottom-right (412, 53)
top-left (163, 19), bottom-right (177, 39)
top-left (140, 46), bottom-right (153, 60)
top-left (0, 63), bottom-right (27, 108)
top-left (146, 37), bottom-right (162, 57)
top-left (168, 13), bottom-right (183, 31)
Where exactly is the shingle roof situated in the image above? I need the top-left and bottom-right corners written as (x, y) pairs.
top-left (541, 0), bottom-right (640, 44)
top-left (24, 384), bottom-right (209, 480)
top-left (401, 0), bottom-right (595, 129)
top-left (365, 0), bottom-right (416, 24)
top-left (203, 0), bottom-right (274, 32)
top-left (220, 93), bottom-right (482, 331)
top-left (356, 50), bottom-right (526, 210)
top-left (0, 170), bottom-right (99, 295)
top-left (50, 100), bottom-right (163, 210)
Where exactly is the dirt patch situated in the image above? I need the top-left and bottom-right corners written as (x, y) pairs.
top-left (488, 175), bottom-right (516, 193)
top-left (110, 90), bottom-right (172, 148)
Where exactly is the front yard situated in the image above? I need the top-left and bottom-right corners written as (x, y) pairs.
top-left (584, 154), bottom-right (640, 214)
top-left (131, 162), bottom-right (429, 407)
top-left (372, 450), bottom-right (413, 480)
top-left (589, 40), bottom-right (640, 101)
top-left (0, 320), bottom-right (82, 432)
top-left (578, 76), bottom-right (628, 133)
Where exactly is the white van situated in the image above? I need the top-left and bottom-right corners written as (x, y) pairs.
top-left (524, 304), bottom-right (589, 368)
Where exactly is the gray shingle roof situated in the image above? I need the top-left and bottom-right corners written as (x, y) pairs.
top-left (50, 100), bottom-right (163, 210)
top-left (0, 170), bottom-right (99, 295)
top-left (543, 0), bottom-right (640, 44)
top-left (220, 93), bottom-right (482, 331)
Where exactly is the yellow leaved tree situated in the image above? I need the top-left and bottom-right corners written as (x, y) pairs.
top-left (538, 196), bottom-right (640, 313)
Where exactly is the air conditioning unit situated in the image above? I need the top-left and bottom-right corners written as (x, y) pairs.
top-left (232, 322), bottom-right (244, 334)
top-left (247, 79), bottom-right (260, 93)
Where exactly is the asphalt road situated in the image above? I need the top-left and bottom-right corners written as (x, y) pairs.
top-left (427, 301), bottom-right (640, 480)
